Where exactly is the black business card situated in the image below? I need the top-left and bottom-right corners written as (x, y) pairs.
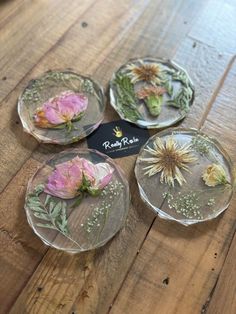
top-left (87, 120), bottom-right (150, 158)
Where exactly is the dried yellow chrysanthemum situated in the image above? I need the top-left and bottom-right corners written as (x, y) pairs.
top-left (127, 61), bottom-right (164, 85)
top-left (142, 136), bottom-right (197, 186)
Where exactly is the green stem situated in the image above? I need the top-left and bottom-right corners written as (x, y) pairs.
top-left (144, 95), bottom-right (162, 116)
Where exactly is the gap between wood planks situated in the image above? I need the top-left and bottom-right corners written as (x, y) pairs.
top-left (198, 54), bottom-right (236, 130)
top-left (107, 54), bottom-right (236, 314)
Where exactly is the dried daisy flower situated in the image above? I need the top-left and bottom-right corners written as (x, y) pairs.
top-left (141, 136), bottom-right (197, 186)
top-left (202, 164), bottom-right (228, 187)
top-left (137, 86), bottom-right (166, 116)
top-left (127, 61), bottom-right (164, 85)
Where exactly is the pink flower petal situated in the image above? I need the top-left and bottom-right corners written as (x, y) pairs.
top-left (36, 91), bottom-right (88, 127)
top-left (44, 102), bottom-right (65, 124)
top-left (58, 91), bottom-right (88, 117)
top-left (90, 163), bottom-right (114, 190)
top-left (45, 157), bottom-right (83, 199)
top-left (44, 156), bottom-right (113, 199)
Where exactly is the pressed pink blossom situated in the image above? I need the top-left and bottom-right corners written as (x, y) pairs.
top-left (44, 157), bottom-right (83, 199)
top-left (34, 91), bottom-right (88, 129)
top-left (81, 159), bottom-right (114, 195)
top-left (44, 156), bottom-right (114, 199)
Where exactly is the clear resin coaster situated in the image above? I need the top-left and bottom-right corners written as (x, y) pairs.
top-left (110, 57), bottom-right (194, 129)
top-left (25, 149), bottom-right (129, 252)
top-left (18, 70), bottom-right (105, 144)
top-left (135, 128), bottom-right (234, 225)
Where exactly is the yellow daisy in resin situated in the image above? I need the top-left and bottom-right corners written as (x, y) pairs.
top-left (127, 61), bottom-right (164, 85)
top-left (142, 136), bottom-right (197, 186)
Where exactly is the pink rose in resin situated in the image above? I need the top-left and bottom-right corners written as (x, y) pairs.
top-left (44, 157), bottom-right (83, 199)
top-left (34, 91), bottom-right (88, 129)
top-left (81, 159), bottom-right (114, 195)
top-left (45, 156), bottom-right (114, 199)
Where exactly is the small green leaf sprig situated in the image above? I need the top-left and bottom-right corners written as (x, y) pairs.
top-left (22, 72), bottom-right (97, 104)
top-left (114, 73), bottom-right (142, 122)
top-left (26, 184), bottom-right (85, 249)
top-left (26, 184), bottom-right (69, 235)
top-left (166, 70), bottom-right (193, 113)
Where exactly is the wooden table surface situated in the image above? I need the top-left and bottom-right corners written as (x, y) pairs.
top-left (1, 0), bottom-right (236, 313)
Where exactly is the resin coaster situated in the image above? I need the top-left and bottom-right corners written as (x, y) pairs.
top-left (135, 128), bottom-right (234, 225)
top-left (25, 149), bottom-right (129, 253)
top-left (110, 57), bottom-right (194, 129)
top-left (18, 70), bottom-right (105, 144)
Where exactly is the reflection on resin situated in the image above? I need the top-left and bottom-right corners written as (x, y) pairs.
top-left (18, 70), bottom-right (105, 144)
top-left (110, 57), bottom-right (194, 129)
top-left (135, 128), bottom-right (234, 225)
top-left (25, 149), bottom-right (129, 253)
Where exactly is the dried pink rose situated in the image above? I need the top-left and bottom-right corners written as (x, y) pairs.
top-left (34, 90), bottom-right (88, 129)
top-left (44, 157), bottom-right (83, 199)
top-left (81, 159), bottom-right (114, 195)
top-left (44, 156), bottom-right (114, 199)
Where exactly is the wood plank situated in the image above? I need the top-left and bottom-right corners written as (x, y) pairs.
top-left (201, 56), bottom-right (236, 155)
top-left (0, 158), bottom-right (47, 313)
top-left (109, 59), bottom-right (236, 314)
top-left (0, 0), bottom-right (25, 28)
top-left (207, 232), bottom-right (236, 314)
top-left (0, 0), bottom-right (95, 101)
top-left (9, 2), bottom-right (234, 313)
top-left (189, 0), bottom-right (236, 54)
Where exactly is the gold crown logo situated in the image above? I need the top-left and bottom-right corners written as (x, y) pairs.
top-left (113, 126), bottom-right (123, 138)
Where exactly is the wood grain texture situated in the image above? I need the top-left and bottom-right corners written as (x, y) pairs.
top-left (0, 0), bottom-right (235, 313)
top-left (207, 232), bottom-right (236, 314)
top-left (189, 0), bottom-right (236, 54)
top-left (0, 0), bottom-right (96, 101)
top-left (0, 158), bottom-right (47, 313)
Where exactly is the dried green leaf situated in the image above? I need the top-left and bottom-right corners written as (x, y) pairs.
top-left (33, 212), bottom-right (51, 221)
top-left (44, 195), bottom-right (51, 206)
top-left (114, 74), bottom-right (141, 122)
top-left (51, 202), bottom-right (62, 218)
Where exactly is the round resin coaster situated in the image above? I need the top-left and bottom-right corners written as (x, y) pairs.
top-left (135, 128), bottom-right (234, 225)
top-left (25, 149), bottom-right (129, 253)
top-left (18, 70), bottom-right (105, 144)
top-left (110, 57), bottom-right (194, 129)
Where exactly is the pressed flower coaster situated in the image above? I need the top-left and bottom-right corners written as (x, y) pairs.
top-left (135, 128), bottom-right (234, 226)
top-left (110, 57), bottom-right (194, 129)
top-left (25, 149), bottom-right (129, 253)
top-left (18, 70), bottom-right (105, 144)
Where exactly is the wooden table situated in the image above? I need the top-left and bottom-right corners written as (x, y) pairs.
top-left (0, 0), bottom-right (236, 313)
